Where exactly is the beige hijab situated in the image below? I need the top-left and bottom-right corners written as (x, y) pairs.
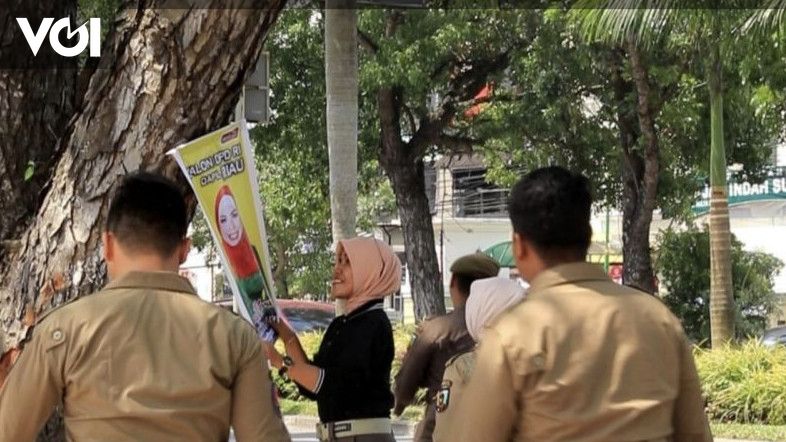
top-left (465, 277), bottom-right (526, 342)
top-left (338, 237), bottom-right (402, 314)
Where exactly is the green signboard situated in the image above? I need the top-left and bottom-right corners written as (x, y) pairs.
top-left (693, 174), bottom-right (786, 214)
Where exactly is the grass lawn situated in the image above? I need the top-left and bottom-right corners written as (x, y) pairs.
top-left (279, 399), bottom-right (319, 416)
top-left (279, 400), bottom-right (786, 441)
top-left (711, 423), bottom-right (786, 441)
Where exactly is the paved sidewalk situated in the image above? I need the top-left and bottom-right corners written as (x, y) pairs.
top-left (283, 416), bottom-right (771, 442)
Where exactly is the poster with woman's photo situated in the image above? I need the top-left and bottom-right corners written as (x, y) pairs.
top-left (169, 121), bottom-right (279, 341)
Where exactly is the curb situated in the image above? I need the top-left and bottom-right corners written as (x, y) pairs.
top-left (283, 415), bottom-right (416, 436)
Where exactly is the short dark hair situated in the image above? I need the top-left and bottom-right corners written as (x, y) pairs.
top-left (508, 166), bottom-right (592, 259)
top-left (453, 274), bottom-right (480, 298)
top-left (105, 172), bottom-right (188, 257)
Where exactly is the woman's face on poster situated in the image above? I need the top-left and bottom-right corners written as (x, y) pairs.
top-left (218, 194), bottom-right (243, 247)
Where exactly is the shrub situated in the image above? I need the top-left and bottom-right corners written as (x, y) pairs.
top-left (696, 342), bottom-right (786, 424)
top-left (392, 324), bottom-right (429, 405)
top-left (272, 331), bottom-right (324, 400)
top-left (655, 226), bottom-right (783, 345)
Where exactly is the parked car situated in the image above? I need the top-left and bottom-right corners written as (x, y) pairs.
top-left (762, 326), bottom-right (786, 348)
top-left (277, 299), bottom-right (335, 334)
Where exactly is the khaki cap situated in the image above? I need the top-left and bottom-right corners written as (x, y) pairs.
top-left (450, 253), bottom-right (500, 279)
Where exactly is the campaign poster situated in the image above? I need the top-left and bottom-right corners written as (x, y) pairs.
top-left (169, 121), bottom-right (278, 341)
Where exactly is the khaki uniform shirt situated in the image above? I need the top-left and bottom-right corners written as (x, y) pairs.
top-left (394, 306), bottom-right (474, 441)
top-left (432, 351), bottom-right (476, 442)
top-left (443, 263), bottom-right (712, 442)
top-left (0, 271), bottom-right (290, 442)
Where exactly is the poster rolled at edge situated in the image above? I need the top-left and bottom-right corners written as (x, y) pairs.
top-left (168, 120), bottom-right (279, 342)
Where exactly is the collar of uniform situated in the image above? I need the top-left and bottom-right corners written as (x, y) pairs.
top-left (344, 299), bottom-right (384, 320)
top-left (528, 262), bottom-right (609, 293)
top-left (104, 271), bottom-right (197, 294)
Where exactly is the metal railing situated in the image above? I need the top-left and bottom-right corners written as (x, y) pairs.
top-left (453, 187), bottom-right (510, 218)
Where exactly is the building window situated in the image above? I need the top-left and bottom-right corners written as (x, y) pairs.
top-left (452, 167), bottom-right (509, 218)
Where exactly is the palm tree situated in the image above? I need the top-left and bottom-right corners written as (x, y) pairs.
top-left (325, 0), bottom-right (359, 313)
top-left (745, 1), bottom-right (786, 33)
top-left (574, 2), bottom-right (741, 347)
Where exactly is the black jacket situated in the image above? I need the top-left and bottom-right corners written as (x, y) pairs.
top-left (298, 299), bottom-right (394, 423)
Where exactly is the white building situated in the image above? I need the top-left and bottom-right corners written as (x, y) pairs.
top-left (379, 147), bottom-right (786, 325)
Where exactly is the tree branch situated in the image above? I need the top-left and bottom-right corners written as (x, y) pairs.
top-left (435, 134), bottom-right (478, 155)
top-left (385, 10), bottom-right (403, 38)
top-left (357, 29), bottom-right (379, 54)
top-left (403, 104), bottom-right (418, 137)
top-left (626, 38), bottom-right (660, 216)
top-left (407, 51), bottom-right (511, 157)
top-left (609, 46), bottom-right (640, 194)
top-left (378, 86), bottom-right (407, 166)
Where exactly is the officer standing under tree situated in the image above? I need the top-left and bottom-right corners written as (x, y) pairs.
top-left (393, 252), bottom-right (500, 442)
top-left (431, 276), bottom-right (525, 442)
top-left (444, 166), bottom-right (712, 442)
top-left (0, 172), bottom-right (290, 442)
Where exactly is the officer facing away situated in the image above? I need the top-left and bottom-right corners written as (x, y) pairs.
top-left (444, 166), bottom-right (712, 442)
top-left (0, 172), bottom-right (290, 442)
top-left (393, 252), bottom-right (500, 442)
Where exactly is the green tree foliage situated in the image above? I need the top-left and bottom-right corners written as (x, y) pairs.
top-left (195, 6), bottom-right (779, 306)
top-left (570, 0), bottom-right (778, 349)
top-left (656, 226), bottom-right (783, 345)
top-left (484, 9), bottom-right (777, 217)
top-left (483, 8), bottom-right (776, 295)
top-left (253, 9), bottom-right (333, 298)
top-left (192, 9), bottom-right (395, 299)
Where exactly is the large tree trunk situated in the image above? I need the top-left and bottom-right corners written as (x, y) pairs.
top-left (0, 3), bottom-right (285, 439)
top-left (0, 0), bottom-right (79, 245)
top-left (708, 35), bottom-right (735, 347)
top-left (620, 41), bottom-right (659, 295)
top-left (325, 0), bottom-right (359, 314)
top-left (378, 87), bottom-right (445, 321)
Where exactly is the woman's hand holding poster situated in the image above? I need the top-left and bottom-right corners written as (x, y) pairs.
top-left (169, 121), bottom-right (279, 342)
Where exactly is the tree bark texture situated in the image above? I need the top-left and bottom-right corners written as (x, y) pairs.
top-left (0, 0), bottom-right (285, 411)
top-left (619, 41), bottom-right (659, 295)
top-left (708, 37), bottom-right (735, 347)
top-left (325, 0), bottom-right (359, 315)
top-left (325, 0), bottom-right (359, 245)
top-left (377, 87), bottom-right (445, 320)
top-left (0, 0), bottom-right (79, 245)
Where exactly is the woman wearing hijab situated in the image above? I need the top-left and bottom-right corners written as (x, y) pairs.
top-left (432, 277), bottom-right (525, 442)
top-left (265, 237), bottom-right (402, 442)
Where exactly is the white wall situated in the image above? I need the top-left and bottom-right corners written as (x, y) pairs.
top-left (434, 217), bottom-right (510, 290)
top-left (179, 249), bottom-right (217, 302)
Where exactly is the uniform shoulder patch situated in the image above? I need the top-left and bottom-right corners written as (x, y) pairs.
top-left (454, 352), bottom-right (477, 383)
top-left (435, 379), bottom-right (452, 413)
top-left (445, 352), bottom-right (462, 367)
top-left (25, 296), bottom-right (87, 351)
